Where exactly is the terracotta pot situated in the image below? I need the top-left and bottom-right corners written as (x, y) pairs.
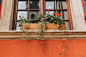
top-left (20, 23), bottom-right (65, 30)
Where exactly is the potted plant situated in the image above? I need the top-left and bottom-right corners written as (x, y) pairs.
top-left (18, 16), bottom-right (41, 30)
top-left (42, 12), bottom-right (65, 30)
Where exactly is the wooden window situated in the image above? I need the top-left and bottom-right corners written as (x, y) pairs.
top-left (13, 0), bottom-right (73, 30)
top-left (82, 0), bottom-right (86, 25)
top-left (44, 0), bottom-right (69, 30)
top-left (82, 0), bottom-right (86, 19)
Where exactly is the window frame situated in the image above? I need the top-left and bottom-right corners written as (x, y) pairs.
top-left (12, 0), bottom-right (73, 30)
top-left (81, 0), bottom-right (86, 19)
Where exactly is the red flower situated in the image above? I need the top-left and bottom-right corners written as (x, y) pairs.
top-left (19, 16), bottom-right (21, 17)
top-left (52, 13), bottom-right (56, 15)
top-left (58, 14), bottom-right (62, 17)
top-left (47, 10), bottom-right (50, 11)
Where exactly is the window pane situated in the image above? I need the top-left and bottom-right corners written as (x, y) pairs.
top-left (29, 11), bottom-right (39, 19)
top-left (17, 11), bottom-right (27, 20)
top-left (57, 1), bottom-right (67, 9)
top-left (46, 1), bottom-right (55, 9)
top-left (16, 22), bottom-right (20, 30)
top-left (29, 1), bottom-right (39, 9)
top-left (46, 11), bottom-right (55, 15)
top-left (65, 21), bottom-right (69, 30)
top-left (18, 1), bottom-right (28, 9)
top-left (57, 11), bottom-right (68, 19)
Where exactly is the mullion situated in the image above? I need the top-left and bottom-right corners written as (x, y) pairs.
top-left (55, 0), bottom-right (57, 9)
top-left (15, 0), bottom-right (18, 29)
top-left (17, 9), bottom-right (28, 11)
top-left (13, 0), bottom-right (18, 30)
top-left (57, 9), bottom-right (67, 10)
top-left (45, 9), bottom-right (56, 11)
top-left (27, 0), bottom-right (29, 19)
top-left (29, 9), bottom-right (39, 11)
top-left (55, 0), bottom-right (57, 16)
top-left (44, 0), bottom-right (46, 15)
top-left (43, 0), bottom-right (46, 15)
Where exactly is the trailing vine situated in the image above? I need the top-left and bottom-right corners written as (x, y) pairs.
top-left (17, 10), bottom-right (66, 54)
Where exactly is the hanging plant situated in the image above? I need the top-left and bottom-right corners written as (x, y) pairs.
top-left (17, 11), bottom-right (66, 53)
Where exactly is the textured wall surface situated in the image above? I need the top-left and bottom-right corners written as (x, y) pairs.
top-left (0, 39), bottom-right (86, 57)
top-left (0, 0), bottom-right (14, 30)
top-left (70, 0), bottom-right (86, 30)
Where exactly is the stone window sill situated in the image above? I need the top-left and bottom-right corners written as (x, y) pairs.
top-left (0, 30), bottom-right (86, 40)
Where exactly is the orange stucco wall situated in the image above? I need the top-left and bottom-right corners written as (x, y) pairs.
top-left (0, 39), bottom-right (86, 57)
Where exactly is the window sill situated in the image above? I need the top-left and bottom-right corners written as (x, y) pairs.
top-left (0, 30), bottom-right (86, 40)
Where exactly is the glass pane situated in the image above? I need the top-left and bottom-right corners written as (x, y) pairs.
top-left (46, 11), bottom-right (55, 15)
top-left (29, 11), bottom-right (39, 19)
top-left (65, 21), bottom-right (69, 30)
top-left (29, 1), bottom-right (39, 9)
top-left (18, 1), bottom-right (28, 9)
top-left (17, 11), bottom-right (27, 20)
top-left (57, 11), bottom-right (68, 19)
top-left (16, 22), bottom-right (20, 30)
top-left (57, 1), bottom-right (67, 9)
top-left (46, 1), bottom-right (55, 9)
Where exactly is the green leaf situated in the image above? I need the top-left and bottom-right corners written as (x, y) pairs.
top-left (25, 32), bottom-right (27, 34)
top-left (60, 54), bottom-right (62, 55)
top-left (37, 38), bottom-right (40, 40)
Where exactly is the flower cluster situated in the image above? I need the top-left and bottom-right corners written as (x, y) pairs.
top-left (19, 10), bottom-right (62, 18)
top-left (18, 10), bottom-right (65, 26)
top-left (47, 10), bottom-right (62, 17)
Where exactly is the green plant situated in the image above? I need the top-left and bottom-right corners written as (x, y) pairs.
top-left (17, 16), bottom-right (40, 26)
top-left (43, 13), bottom-right (65, 26)
top-left (17, 13), bottom-right (66, 53)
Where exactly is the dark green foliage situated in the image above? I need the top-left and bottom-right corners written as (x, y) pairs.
top-left (43, 14), bottom-right (65, 25)
top-left (17, 13), bottom-right (65, 26)
top-left (60, 54), bottom-right (62, 55)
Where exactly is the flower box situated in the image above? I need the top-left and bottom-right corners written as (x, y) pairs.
top-left (20, 23), bottom-right (65, 30)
